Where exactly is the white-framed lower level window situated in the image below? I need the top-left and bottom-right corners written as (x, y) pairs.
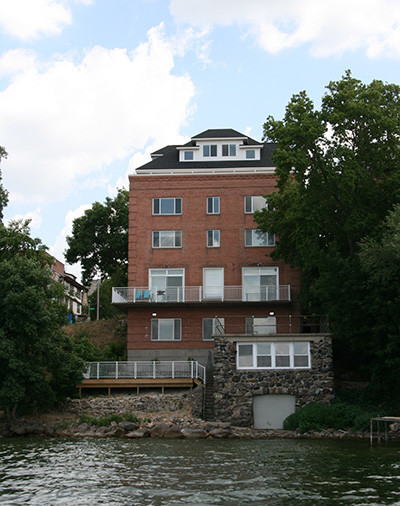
top-left (245, 229), bottom-right (275, 247)
top-left (237, 342), bottom-right (311, 369)
top-left (152, 230), bottom-right (182, 248)
top-left (202, 317), bottom-right (225, 341)
top-left (207, 230), bottom-right (220, 248)
top-left (151, 319), bottom-right (181, 341)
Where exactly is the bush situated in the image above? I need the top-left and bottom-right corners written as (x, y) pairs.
top-left (283, 402), bottom-right (384, 433)
top-left (79, 412), bottom-right (140, 426)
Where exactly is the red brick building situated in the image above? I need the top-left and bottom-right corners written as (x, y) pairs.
top-left (113, 129), bottom-right (302, 364)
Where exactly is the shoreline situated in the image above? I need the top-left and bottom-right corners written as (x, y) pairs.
top-left (0, 416), bottom-right (391, 441)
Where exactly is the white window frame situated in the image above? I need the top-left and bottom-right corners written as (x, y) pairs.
top-left (207, 230), bottom-right (220, 248)
top-left (245, 229), bottom-right (275, 247)
top-left (151, 318), bottom-right (182, 341)
top-left (244, 196), bottom-right (267, 214)
top-left (207, 196), bottom-right (220, 214)
top-left (203, 267), bottom-right (224, 300)
top-left (149, 268), bottom-right (185, 302)
top-left (245, 149), bottom-right (255, 159)
top-left (242, 267), bottom-right (279, 302)
top-left (184, 151), bottom-right (194, 160)
top-left (222, 144), bottom-right (236, 157)
top-left (152, 230), bottom-right (182, 248)
top-left (203, 144), bottom-right (217, 157)
top-left (153, 198), bottom-right (182, 215)
top-left (202, 317), bottom-right (225, 341)
top-left (237, 342), bottom-right (311, 370)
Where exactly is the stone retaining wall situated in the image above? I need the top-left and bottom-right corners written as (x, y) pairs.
top-left (66, 388), bottom-right (204, 419)
top-left (213, 335), bottom-right (334, 427)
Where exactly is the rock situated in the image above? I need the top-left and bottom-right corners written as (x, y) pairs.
top-left (181, 428), bottom-right (208, 438)
top-left (209, 428), bottom-right (231, 438)
top-left (76, 423), bottom-right (90, 433)
top-left (163, 425), bottom-right (183, 438)
top-left (118, 421), bottom-right (137, 431)
top-left (150, 423), bottom-right (170, 437)
top-left (126, 427), bottom-right (150, 438)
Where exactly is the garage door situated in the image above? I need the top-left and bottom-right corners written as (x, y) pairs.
top-left (253, 394), bottom-right (296, 429)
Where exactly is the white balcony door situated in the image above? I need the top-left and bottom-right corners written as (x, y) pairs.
top-left (242, 267), bottom-right (278, 301)
top-left (203, 268), bottom-right (224, 300)
top-left (149, 268), bottom-right (184, 302)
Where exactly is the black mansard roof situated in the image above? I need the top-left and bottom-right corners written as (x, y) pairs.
top-left (136, 129), bottom-right (275, 171)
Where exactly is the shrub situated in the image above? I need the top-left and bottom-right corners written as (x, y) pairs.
top-left (79, 412), bottom-right (140, 426)
top-left (283, 402), bottom-right (384, 433)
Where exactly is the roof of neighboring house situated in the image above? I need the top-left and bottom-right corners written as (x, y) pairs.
top-left (137, 129), bottom-right (275, 171)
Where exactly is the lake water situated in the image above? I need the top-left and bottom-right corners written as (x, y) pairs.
top-left (1, 437), bottom-right (400, 505)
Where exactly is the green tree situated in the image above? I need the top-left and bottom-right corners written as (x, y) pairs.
top-left (88, 277), bottom-right (125, 320)
top-left (358, 205), bottom-right (400, 402)
top-left (0, 220), bottom-right (86, 419)
top-left (0, 145), bottom-right (8, 220)
top-left (65, 188), bottom-right (129, 285)
top-left (255, 72), bottom-right (400, 395)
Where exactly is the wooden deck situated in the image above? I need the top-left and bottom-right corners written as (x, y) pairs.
top-left (76, 377), bottom-right (202, 396)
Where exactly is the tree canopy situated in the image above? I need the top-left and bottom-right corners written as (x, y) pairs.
top-left (0, 220), bottom-right (86, 418)
top-left (65, 188), bottom-right (129, 285)
top-left (255, 72), bottom-right (400, 405)
top-left (0, 145), bottom-right (8, 221)
top-left (0, 152), bottom-right (85, 418)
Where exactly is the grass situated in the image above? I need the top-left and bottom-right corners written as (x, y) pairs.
top-left (78, 412), bottom-right (141, 426)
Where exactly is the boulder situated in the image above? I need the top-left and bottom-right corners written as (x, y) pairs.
top-left (181, 428), bottom-right (208, 438)
top-left (126, 427), bottom-right (151, 438)
top-left (150, 423), bottom-right (170, 437)
top-left (163, 425), bottom-right (183, 438)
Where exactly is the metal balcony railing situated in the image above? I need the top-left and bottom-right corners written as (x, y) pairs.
top-left (112, 285), bottom-right (291, 304)
top-left (83, 360), bottom-right (206, 384)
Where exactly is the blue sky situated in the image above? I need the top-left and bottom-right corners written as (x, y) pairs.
top-left (1, 0), bottom-right (400, 280)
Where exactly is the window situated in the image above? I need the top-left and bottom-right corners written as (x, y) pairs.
top-left (203, 145), bottom-right (217, 157)
top-left (246, 149), bottom-right (255, 159)
top-left (151, 319), bottom-right (181, 341)
top-left (152, 230), bottom-right (182, 248)
top-left (149, 268), bottom-right (184, 302)
top-left (237, 342), bottom-right (311, 369)
top-left (222, 144), bottom-right (236, 156)
top-left (207, 196), bottom-right (220, 214)
top-left (203, 318), bottom-right (225, 341)
top-left (242, 267), bottom-right (278, 301)
top-left (207, 230), bottom-right (220, 248)
top-left (245, 317), bottom-right (276, 335)
top-left (203, 268), bottom-right (224, 300)
top-left (184, 151), bottom-right (194, 160)
top-left (245, 196), bottom-right (266, 214)
top-left (153, 198), bottom-right (182, 215)
top-left (245, 229), bottom-right (275, 247)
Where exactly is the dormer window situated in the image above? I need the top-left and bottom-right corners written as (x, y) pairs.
top-left (222, 144), bottom-right (236, 157)
top-left (245, 149), bottom-right (255, 159)
top-left (184, 151), bottom-right (194, 160)
top-left (203, 145), bottom-right (217, 157)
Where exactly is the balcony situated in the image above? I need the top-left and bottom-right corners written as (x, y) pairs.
top-left (112, 285), bottom-right (291, 305)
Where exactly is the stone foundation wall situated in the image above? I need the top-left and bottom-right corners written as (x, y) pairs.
top-left (213, 335), bottom-right (334, 427)
top-left (66, 388), bottom-right (204, 419)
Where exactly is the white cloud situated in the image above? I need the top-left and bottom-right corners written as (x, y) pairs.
top-left (49, 203), bottom-right (90, 282)
top-left (0, 24), bottom-right (196, 205)
top-left (6, 207), bottom-right (42, 229)
top-left (169, 0), bottom-right (400, 58)
top-left (0, 0), bottom-right (91, 40)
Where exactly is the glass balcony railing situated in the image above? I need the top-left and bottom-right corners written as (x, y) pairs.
top-left (112, 285), bottom-right (291, 304)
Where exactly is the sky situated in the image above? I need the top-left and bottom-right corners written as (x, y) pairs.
top-left (1, 0), bottom-right (400, 282)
